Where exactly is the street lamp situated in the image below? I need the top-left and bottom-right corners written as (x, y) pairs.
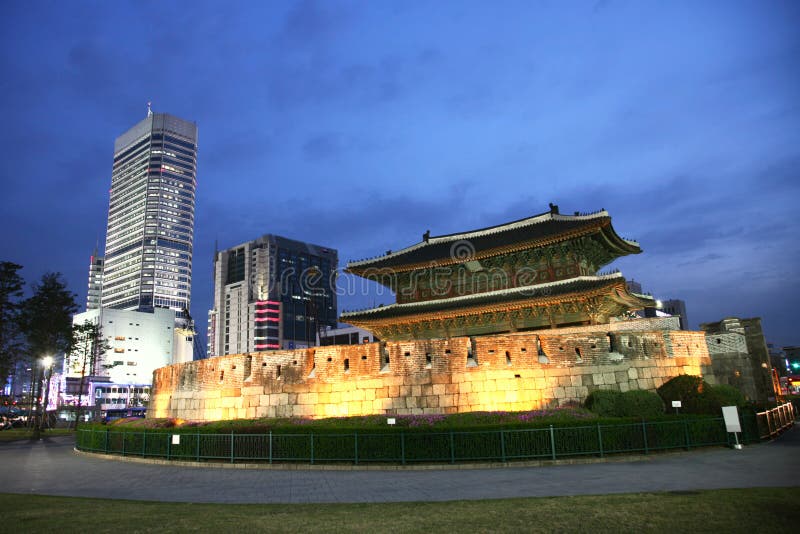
top-left (32, 356), bottom-right (55, 438)
top-left (40, 356), bottom-right (55, 432)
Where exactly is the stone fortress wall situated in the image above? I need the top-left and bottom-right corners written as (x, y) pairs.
top-left (149, 317), bottom-right (751, 421)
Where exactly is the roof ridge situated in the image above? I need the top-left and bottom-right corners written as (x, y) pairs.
top-left (348, 209), bottom-right (609, 267)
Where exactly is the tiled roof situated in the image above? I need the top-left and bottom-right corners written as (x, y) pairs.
top-left (346, 208), bottom-right (639, 271)
top-left (341, 273), bottom-right (653, 321)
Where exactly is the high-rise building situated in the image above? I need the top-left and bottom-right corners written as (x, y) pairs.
top-left (661, 299), bottom-right (688, 329)
top-left (86, 249), bottom-right (104, 311)
top-left (208, 235), bottom-right (338, 356)
top-left (101, 111), bottom-right (198, 321)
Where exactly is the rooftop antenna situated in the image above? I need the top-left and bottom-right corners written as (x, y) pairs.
top-left (147, 101), bottom-right (153, 117)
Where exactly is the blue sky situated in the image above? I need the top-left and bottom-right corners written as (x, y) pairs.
top-left (1, 0), bottom-right (798, 346)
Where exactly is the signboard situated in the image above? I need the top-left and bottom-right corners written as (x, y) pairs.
top-left (172, 434), bottom-right (181, 445)
top-left (387, 418), bottom-right (396, 425)
top-left (671, 401), bottom-right (682, 408)
top-left (722, 406), bottom-right (742, 433)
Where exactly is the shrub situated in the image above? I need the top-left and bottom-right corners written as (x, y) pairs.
top-left (584, 389), bottom-right (624, 417)
top-left (657, 375), bottom-right (749, 415)
top-left (657, 375), bottom-right (708, 413)
top-left (616, 390), bottom-right (665, 418)
top-left (700, 384), bottom-right (747, 413)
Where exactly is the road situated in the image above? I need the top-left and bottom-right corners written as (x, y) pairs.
top-left (1, 427), bottom-right (797, 503)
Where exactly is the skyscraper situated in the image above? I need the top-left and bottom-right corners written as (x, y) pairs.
top-left (101, 111), bottom-right (198, 321)
top-left (85, 248), bottom-right (104, 311)
top-left (207, 235), bottom-right (338, 356)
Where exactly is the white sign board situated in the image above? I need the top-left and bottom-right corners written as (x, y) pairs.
top-left (387, 418), bottom-right (396, 425)
top-left (671, 401), bottom-right (682, 408)
top-left (722, 406), bottom-right (742, 433)
top-left (172, 434), bottom-right (181, 445)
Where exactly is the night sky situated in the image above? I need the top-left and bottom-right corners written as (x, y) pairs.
top-left (1, 1), bottom-right (798, 348)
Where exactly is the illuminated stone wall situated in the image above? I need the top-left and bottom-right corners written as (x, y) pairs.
top-left (150, 321), bottom-right (718, 421)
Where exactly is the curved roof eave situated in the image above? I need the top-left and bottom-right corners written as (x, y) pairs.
top-left (347, 209), bottom-right (620, 272)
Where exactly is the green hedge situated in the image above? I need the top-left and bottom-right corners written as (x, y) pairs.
top-left (584, 389), bottom-right (664, 418)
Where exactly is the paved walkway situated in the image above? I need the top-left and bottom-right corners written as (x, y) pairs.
top-left (1, 427), bottom-right (797, 503)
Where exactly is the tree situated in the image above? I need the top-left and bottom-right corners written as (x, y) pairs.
top-left (19, 273), bottom-right (78, 434)
top-left (0, 262), bottom-right (25, 392)
top-left (19, 272), bottom-right (79, 359)
top-left (69, 320), bottom-right (110, 430)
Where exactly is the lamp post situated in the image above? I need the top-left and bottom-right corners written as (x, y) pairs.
top-left (39, 356), bottom-right (54, 433)
top-left (31, 356), bottom-right (53, 439)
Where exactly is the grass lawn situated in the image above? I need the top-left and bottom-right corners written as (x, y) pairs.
top-left (1, 487), bottom-right (798, 533)
top-left (0, 428), bottom-right (74, 442)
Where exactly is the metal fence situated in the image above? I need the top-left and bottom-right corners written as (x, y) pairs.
top-left (75, 412), bottom-right (790, 466)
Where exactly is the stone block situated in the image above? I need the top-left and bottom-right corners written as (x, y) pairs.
top-left (242, 385), bottom-right (263, 396)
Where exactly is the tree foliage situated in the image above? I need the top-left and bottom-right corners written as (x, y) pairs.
top-left (0, 261), bottom-right (25, 384)
top-left (19, 272), bottom-right (78, 360)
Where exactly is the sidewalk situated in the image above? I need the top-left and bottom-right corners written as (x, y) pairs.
top-left (1, 426), bottom-right (797, 504)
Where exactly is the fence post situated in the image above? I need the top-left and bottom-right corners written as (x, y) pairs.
top-left (166, 433), bottom-right (171, 460)
top-left (269, 431), bottom-right (273, 465)
top-left (549, 425), bottom-right (556, 460)
top-left (597, 423), bottom-right (604, 458)
top-left (684, 419), bottom-right (691, 450)
top-left (642, 421), bottom-right (649, 454)
top-left (196, 432), bottom-right (200, 462)
top-left (401, 432), bottom-right (406, 466)
top-left (310, 433), bottom-right (315, 465)
top-left (142, 432), bottom-right (146, 457)
top-left (449, 431), bottom-right (455, 464)
top-left (230, 432), bottom-right (235, 464)
top-left (122, 432), bottom-right (126, 456)
top-left (500, 430), bottom-right (507, 463)
top-left (105, 428), bottom-right (109, 453)
top-left (354, 432), bottom-right (359, 465)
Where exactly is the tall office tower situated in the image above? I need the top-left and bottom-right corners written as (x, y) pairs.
top-left (661, 299), bottom-right (688, 330)
top-left (207, 235), bottom-right (338, 356)
top-left (85, 248), bottom-right (104, 311)
top-left (101, 111), bottom-right (198, 321)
